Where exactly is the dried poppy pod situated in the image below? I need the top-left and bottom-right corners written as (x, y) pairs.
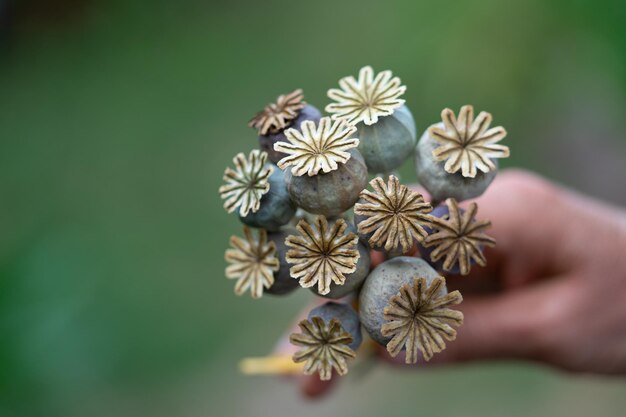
top-left (415, 105), bottom-right (510, 202)
top-left (240, 163), bottom-right (296, 231)
top-left (289, 302), bottom-right (362, 381)
top-left (359, 256), bottom-right (463, 364)
top-left (265, 229), bottom-right (300, 295)
top-left (225, 226), bottom-right (298, 298)
top-left (276, 117), bottom-right (368, 217)
top-left (249, 89), bottom-right (322, 164)
top-left (285, 216), bottom-right (362, 296)
top-left (310, 240), bottom-right (371, 299)
top-left (219, 150), bottom-right (273, 217)
top-left (326, 66), bottom-right (416, 173)
top-left (354, 175), bottom-right (433, 254)
top-left (224, 226), bottom-right (280, 299)
top-left (419, 199), bottom-right (496, 276)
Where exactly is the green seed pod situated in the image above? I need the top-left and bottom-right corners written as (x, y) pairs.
top-left (359, 257), bottom-right (442, 345)
top-left (415, 123), bottom-right (497, 202)
top-left (356, 104), bottom-right (417, 173)
top-left (415, 106), bottom-right (509, 203)
top-left (285, 149), bottom-right (368, 217)
top-left (310, 241), bottom-right (371, 299)
top-left (265, 229), bottom-right (300, 295)
top-left (240, 164), bottom-right (296, 231)
top-left (360, 256), bottom-right (464, 364)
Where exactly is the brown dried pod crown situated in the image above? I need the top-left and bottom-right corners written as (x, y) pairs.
top-left (429, 105), bottom-right (509, 178)
top-left (224, 226), bottom-right (279, 299)
top-left (354, 175), bottom-right (433, 253)
top-left (248, 89), bottom-right (306, 135)
top-left (423, 198), bottom-right (495, 275)
top-left (284, 216), bottom-right (360, 295)
top-left (289, 317), bottom-right (356, 381)
top-left (382, 276), bottom-right (463, 364)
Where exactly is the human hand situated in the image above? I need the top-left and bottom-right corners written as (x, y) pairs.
top-left (275, 169), bottom-right (626, 397)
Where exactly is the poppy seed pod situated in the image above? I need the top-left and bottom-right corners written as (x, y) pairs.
top-left (325, 66), bottom-right (414, 174)
top-left (359, 256), bottom-right (442, 346)
top-left (310, 241), bottom-right (371, 299)
top-left (359, 256), bottom-right (464, 364)
top-left (284, 149), bottom-right (368, 217)
top-left (265, 229), bottom-right (300, 295)
top-left (289, 302), bottom-right (362, 380)
top-left (308, 302), bottom-right (362, 352)
top-left (355, 104), bottom-right (417, 173)
top-left (259, 104), bottom-right (322, 164)
top-left (415, 123), bottom-right (497, 202)
top-left (285, 216), bottom-right (360, 296)
top-left (418, 204), bottom-right (460, 272)
top-left (249, 89), bottom-right (322, 164)
top-left (418, 199), bottom-right (495, 276)
top-left (240, 164), bottom-right (296, 231)
top-left (415, 106), bottom-right (509, 202)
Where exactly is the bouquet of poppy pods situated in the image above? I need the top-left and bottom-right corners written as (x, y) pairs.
top-left (220, 66), bottom-right (510, 380)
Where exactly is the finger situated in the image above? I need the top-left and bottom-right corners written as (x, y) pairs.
top-left (301, 373), bottom-right (337, 398)
top-left (370, 250), bottom-right (385, 268)
top-left (443, 170), bottom-right (575, 288)
top-left (369, 243), bottom-right (418, 269)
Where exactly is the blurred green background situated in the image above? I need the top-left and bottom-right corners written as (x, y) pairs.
top-left (1, 0), bottom-right (626, 416)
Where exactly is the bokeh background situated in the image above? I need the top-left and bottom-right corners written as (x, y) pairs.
top-left (1, 0), bottom-right (626, 416)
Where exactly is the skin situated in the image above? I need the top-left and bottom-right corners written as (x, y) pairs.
top-left (275, 169), bottom-right (626, 398)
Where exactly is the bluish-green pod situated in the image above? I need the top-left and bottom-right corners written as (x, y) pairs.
top-left (265, 229), bottom-right (300, 295)
top-left (240, 164), bottom-right (296, 231)
top-left (359, 257), bottom-right (444, 346)
top-left (355, 104), bottom-right (417, 174)
top-left (308, 302), bottom-right (362, 351)
top-left (415, 123), bottom-right (497, 202)
top-left (285, 149), bottom-right (368, 217)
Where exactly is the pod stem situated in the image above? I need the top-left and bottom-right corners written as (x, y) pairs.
top-left (239, 356), bottom-right (304, 375)
top-left (239, 339), bottom-right (377, 376)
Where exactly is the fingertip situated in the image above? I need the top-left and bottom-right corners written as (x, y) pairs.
top-left (370, 243), bottom-right (420, 270)
top-left (376, 345), bottom-right (406, 366)
top-left (300, 374), bottom-right (336, 399)
top-left (370, 250), bottom-right (385, 268)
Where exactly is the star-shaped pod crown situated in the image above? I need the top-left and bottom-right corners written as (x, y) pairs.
top-left (289, 316), bottom-right (356, 381)
top-left (219, 150), bottom-right (273, 217)
top-left (248, 89), bottom-right (306, 135)
top-left (274, 117), bottom-right (359, 176)
top-left (429, 105), bottom-right (510, 178)
top-left (285, 216), bottom-right (360, 295)
top-left (354, 175), bottom-right (433, 253)
top-left (224, 226), bottom-right (279, 298)
top-left (326, 66), bottom-right (406, 125)
top-left (423, 198), bottom-right (496, 275)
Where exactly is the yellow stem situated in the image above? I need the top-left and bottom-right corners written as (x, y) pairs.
top-left (239, 356), bottom-right (304, 375)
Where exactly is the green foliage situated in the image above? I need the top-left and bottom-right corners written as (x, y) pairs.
top-left (1, 0), bottom-right (625, 416)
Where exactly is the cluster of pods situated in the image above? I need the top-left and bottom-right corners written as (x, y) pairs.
top-left (220, 66), bottom-right (510, 380)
